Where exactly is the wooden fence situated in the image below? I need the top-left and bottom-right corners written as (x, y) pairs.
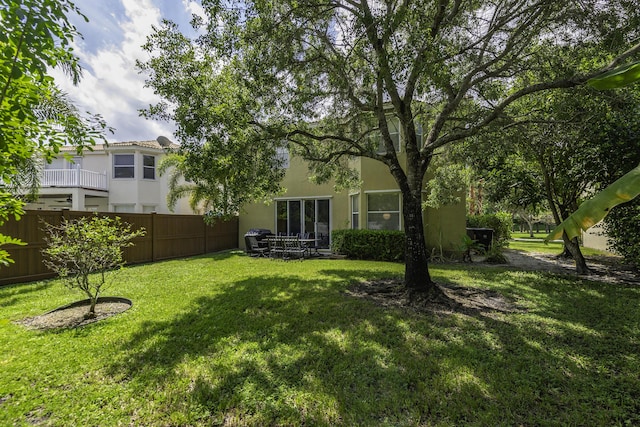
top-left (0, 210), bottom-right (238, 285)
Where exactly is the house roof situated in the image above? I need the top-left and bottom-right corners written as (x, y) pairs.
top-left (61, 138), bottom-right (179, 152)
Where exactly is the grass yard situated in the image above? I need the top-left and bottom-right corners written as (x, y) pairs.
top-left (509, 232), bottom-right (611, 256)
top-left (1, 251), bottom-right (639, 425)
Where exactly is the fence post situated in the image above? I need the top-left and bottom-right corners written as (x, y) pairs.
top-left (203, 217), bottom-right (208, 254)
top-left (151, 212), bottom-right (157, 262)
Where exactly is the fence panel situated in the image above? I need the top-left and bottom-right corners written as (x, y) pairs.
top-left (153, 214), bottom-right (205, 261)
top-left (0, 210), bottom-right (238, 285)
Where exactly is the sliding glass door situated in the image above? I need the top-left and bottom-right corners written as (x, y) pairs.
top-left (276, 198), bottom-right (330, 248)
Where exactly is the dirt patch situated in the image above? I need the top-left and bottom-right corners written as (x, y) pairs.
top-left (15, 297), bottom-right (132, 331)
top-left (346, 278), bottom-right (524, 317)
top-left (501, 249), bottom-right (639, 285)
top-left (346, 250), bottom-right (638, 316)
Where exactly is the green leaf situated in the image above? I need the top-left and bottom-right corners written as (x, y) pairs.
top-left (546, 164), bottom-right (640, 241)
top-left (587, 62), bottom-right (640, 90)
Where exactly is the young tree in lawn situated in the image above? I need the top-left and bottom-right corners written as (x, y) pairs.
top-left (139, 1), bottom-right (640, 295)
top-left (0, 0), bottom-right (109, 265)
top-left (42, 216), bottom-right (146, 319)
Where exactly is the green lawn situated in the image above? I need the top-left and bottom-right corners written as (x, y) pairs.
top-left (1, 251), bottom-right (639, 425)
top-left (509, 232), bottom-right (612, 256)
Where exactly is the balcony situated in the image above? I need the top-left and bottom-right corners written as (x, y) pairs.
top-left (42, 168), bottom-right (108, 191)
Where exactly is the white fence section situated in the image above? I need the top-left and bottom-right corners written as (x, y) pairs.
top-left (42, 168), bottom-right (108, 190)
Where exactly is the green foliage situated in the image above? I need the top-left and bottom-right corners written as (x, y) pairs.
top-left (42, 216), bottom-right (145, 317)
top-left (546, 164), bottom-right (640, 242)
top-left (483, 246), bottom-right (508, 264)
top-left (588, 61), bottom-right (640, 90)
top-left (138, 0), bottom-right (640, 290)
top-left (467, 212), bottom-right (513, 247)
top-left (0, 0), bottom-right (109, 266)
top-left (331, 229), bottom-right (405, 262)
top-left (460, 234), bottom-right (485, 253)
top-left (603, 202), bottom-right (640, 269)
top-left (423, 154), bottom-right (469, 209)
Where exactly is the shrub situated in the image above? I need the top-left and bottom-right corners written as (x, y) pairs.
top-left (331, 229), bottom-right (405, 262)
top-left (467, 212), bottom-right (512, 247)
top-left (42, 215), bottom-right (146, 318)
top-left (603, 201), bottom-right (640, 269)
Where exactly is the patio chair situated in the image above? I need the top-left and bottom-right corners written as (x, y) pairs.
top-left (269, 236), bottom-right (286, 259)
top-left (284, 237), bottom-right (306, 260)
top-left (247, 235), bottom-right (269, 257)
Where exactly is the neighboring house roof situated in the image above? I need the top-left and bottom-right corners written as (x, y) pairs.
top-left (60, 137), bottom-right (179, 152)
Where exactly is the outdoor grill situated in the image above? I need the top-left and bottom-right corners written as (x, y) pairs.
top-left (244, 228), bottom-right (273, 254)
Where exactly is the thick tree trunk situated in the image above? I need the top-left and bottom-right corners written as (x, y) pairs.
top-left (402, 191), bottom-right (438, 294)
top-left (562, 232), bottom-right (589, 275)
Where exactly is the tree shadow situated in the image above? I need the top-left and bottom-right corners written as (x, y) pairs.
top-left (0, 281), bottom-right (53, 309)
top-left (107, 264), bottom-right (640, 425)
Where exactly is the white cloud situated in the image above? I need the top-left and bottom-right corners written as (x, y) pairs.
top-left (182, 0), bottom-right (208, 23)
top-left (53, 0), bottom-right (177, 143)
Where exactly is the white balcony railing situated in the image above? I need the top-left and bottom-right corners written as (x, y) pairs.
top-left (42, 168), bottom-right (108, 191)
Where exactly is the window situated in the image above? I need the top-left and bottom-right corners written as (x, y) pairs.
top-left (142, 205), bottom-right (156, 213)
top-left (114, 154), bottom-right (135, 178)
top-left (113, 204), bottom-right (135, 213)
top-left (351, 194), bottom-right (359, 229)
top-left (275, 147), bottom-right (290, 169)
top-left (367, 192), bottom-right (401, 230)
top-left (376, 119), bottom-right (401, 154)
top-left (143, 155), bottom-right (155, 180)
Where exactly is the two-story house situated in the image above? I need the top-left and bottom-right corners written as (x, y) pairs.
top-left (25, 138), bottom-right (193, 214)
top-left (238, 126), bottom-right (466, 253)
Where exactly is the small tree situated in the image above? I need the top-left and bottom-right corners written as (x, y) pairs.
top-left (42, 216), bottom-right (145, 319)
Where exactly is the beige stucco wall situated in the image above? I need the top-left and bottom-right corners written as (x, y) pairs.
top-left (238, 155), bottom-right (349, 236)
top-left (582, 222), bottom-right (612, 252)
top-left (239, 153), bottom-right (466, 253)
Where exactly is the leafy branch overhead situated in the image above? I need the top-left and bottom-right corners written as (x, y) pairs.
top-left (546, 62), bottom-right (640, 242)
top-left (139, 0), bottom-right (640, 292)
top-left (0, 0), bottom-right (110, 266)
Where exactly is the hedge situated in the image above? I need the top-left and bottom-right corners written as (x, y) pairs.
top-left (331, 229), bottom-right (405, 262)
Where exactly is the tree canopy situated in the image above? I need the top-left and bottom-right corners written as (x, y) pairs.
top-left (140, 0), bottom-right (640, 292)
top-left (0, 0), bottom-right (109, 265)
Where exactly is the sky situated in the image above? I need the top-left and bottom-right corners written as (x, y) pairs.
top-left (51, 0), bottom-right (206, 143)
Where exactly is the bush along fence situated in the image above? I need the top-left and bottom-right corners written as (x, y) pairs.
top-left (332, 229), bottom-right (405, 262)
top-left (0, 210), bottom-right (239, 285)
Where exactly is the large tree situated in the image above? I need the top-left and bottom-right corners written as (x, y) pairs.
top-left (140, 0), bottom-right (640, 295)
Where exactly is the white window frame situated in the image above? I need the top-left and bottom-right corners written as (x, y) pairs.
top-left (113, 154), bottom-right (135, 179)
top-left (142, 155), bottom-right (156, 180)
top-left (350, 194), bottom-right (360, 229)
top-left (366, 191), bottom-right (401, 231)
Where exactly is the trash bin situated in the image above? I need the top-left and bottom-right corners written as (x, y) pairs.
top-left (244, 229), bottom-right (273, 254)
top-left (466, 228), bottom-right (494, 250)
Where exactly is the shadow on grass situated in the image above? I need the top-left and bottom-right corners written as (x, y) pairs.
top-left (0, 281), bottom-right (53, 309)
top-left (108, 264), bottom-right (640, 425)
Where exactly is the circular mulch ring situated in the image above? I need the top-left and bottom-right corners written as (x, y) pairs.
top-left (15, 297), bottom-right (132, 331)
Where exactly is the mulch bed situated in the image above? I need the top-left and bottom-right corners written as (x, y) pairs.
top-left (15, 297), bottom-right (132, 331)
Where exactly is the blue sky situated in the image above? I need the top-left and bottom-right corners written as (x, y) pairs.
top-left (51, 0), bottom-right (205, 143)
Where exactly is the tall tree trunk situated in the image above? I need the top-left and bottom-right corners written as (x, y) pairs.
top-left (402, 190), bottom-right (438, 294)
top-left (562, 232), bottom-right (590, 274)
